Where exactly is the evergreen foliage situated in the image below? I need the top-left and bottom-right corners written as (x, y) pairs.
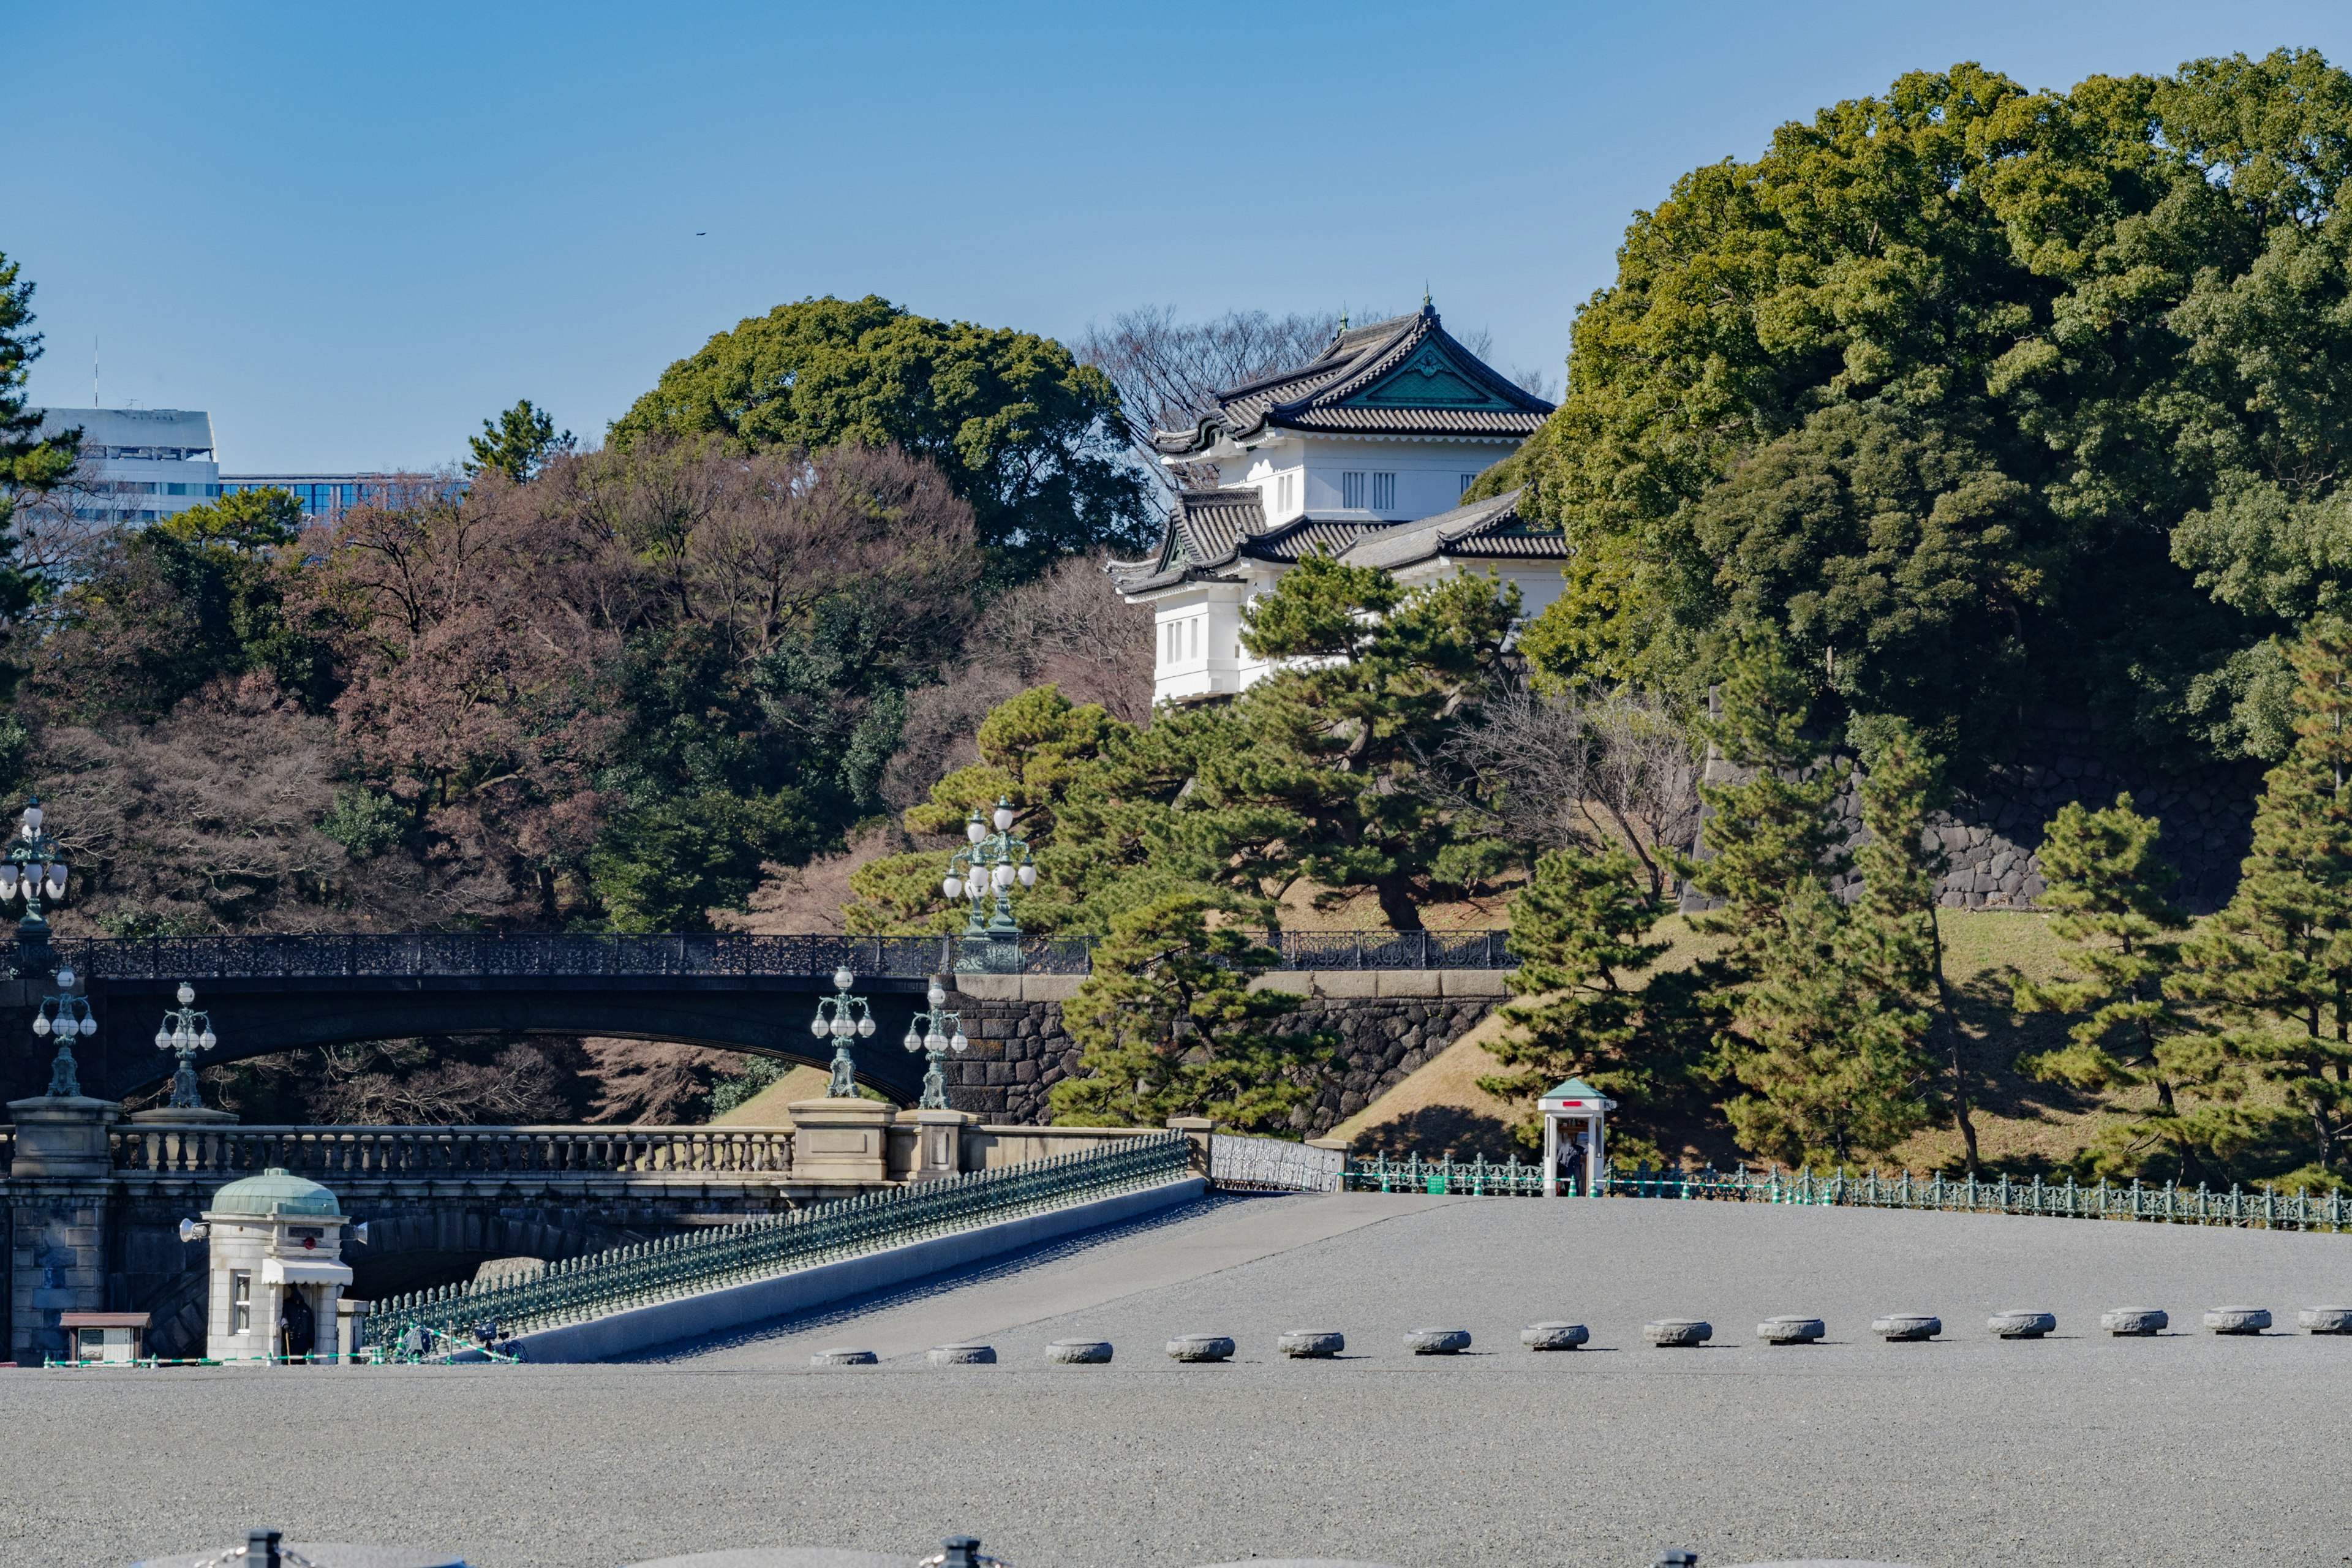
top-left (2176, 619), bottom-right (2352, 1181)
top-left (2015, 794), bottom-right (2234, 1179)
top-left (1496, 51), bottom-right (2352, 767)
top-left (1048, 889), bottom-right (1335, 1131)
top-left (1680, 626), bottom-right (1846, 954)
top-left (1479, 848), bottom-right (1672, 1155)
top-left (466, 399), bottom-right (575, 483)
top-left (610, 294), bottom-right (1151, 578)
top-left (1724, 880), bottom-right (1936, 1166)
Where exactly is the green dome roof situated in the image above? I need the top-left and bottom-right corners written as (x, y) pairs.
top-left (210, 1167), bottom-right (341, 1218)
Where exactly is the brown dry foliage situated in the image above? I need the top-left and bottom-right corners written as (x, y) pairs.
top-left (34, 673), bottom-right (447, 935)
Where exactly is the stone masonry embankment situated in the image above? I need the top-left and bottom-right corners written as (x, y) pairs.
top-left (943, 974), bottom-right (1504, 1133)
top-left (1694, 709), bottom-right (2266, 915)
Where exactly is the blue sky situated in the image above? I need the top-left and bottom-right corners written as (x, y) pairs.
top-left (12, 2), bottom-right (2352, 472)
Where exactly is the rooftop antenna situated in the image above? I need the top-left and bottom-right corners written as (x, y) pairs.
top-left (93, 335), bottom-right (99, 408)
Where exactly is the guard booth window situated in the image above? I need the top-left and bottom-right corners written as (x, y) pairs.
top-left (232, 1270), bottom-right (251, 1332)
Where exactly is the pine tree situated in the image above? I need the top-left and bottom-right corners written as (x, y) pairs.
top-left (1680, 625), bottom-right (1847, 959)
top-left (1724, 879), bottom-right (1935, 1166)
top-left (2177, 619), bottom-right (2352, 1182)
top-left (1849, 717), bottom-right (1977, 1173)
top-left (1478, 848), bottom-right (1671, 1151)
top-left (1049, 889), bottom-right (1336, 1131)
top-left (2016, 794), bottom-right (2237, 1180)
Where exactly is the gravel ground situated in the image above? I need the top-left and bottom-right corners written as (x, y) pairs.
top-left (12, 1193), bottom-right (2352, 1568)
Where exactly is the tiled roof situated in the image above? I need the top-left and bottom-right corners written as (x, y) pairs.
top-left (1152, 306), bottom-right (1556, 456)
top-left (1107, 490), bottom-right (1381, 592)
top-left (1336, 488), bottom-right (1565, 570)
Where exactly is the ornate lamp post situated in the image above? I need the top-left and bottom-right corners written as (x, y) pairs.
top-left (153, 982), bottom-right (219, 1112)
top-left (902, 976), bottom-right (968, 1110)
top-left (2, 796), bottom-right (70, 974)
top-left (941, 799), bottom-right (1035, 971)
top-left (809, 965), bottom-right (875, 1098)
top-left (33, 961), bottom-right (93, 1098)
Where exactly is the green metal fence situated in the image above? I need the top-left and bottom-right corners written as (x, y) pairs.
top-left (1344, 1152), bottom-right (2352, 1231)
top-left (361, 1132), bottom-right (1192, 1354)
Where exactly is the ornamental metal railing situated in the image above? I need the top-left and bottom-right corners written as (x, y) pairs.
top-left (1209, 1133), bottom-right (1345, 1193)
top-left (1344, 1153), bottom-right (2352, 1232)
top-left (110, 1123), bottom-right (794, 1177)
top-left (45, 929), bottom-right (1513, 982)
top-left (358, 1130), bottom-right (1193, 1351)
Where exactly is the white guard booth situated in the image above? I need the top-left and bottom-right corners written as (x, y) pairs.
top-left (1539, 1077), bottom-right (1616, 1196)
top-left (198, 1167), bottom-right (358, 1363)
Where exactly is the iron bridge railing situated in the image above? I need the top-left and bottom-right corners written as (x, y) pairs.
top-left (361, 1130), bottom-right (1192, 1352)
top-left (1345, 1153), bottom-right (2352, 1232)
top-left (51, 929), bottom-right (1513, 982)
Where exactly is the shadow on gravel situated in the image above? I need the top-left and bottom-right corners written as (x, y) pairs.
top-left (627, 1189), bottom-right (1304, 1363)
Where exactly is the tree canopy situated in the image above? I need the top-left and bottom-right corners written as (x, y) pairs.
top-left (611, 294), bottom-right (1151, 578)
top-left (1495, 49), bottom-right (2352, 767)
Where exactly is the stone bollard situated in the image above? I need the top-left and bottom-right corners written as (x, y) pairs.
top-left (1279, 1330), bottom-right (1345, 1358)
top-left (927, 1344), bottom-right (996, 1365)
top-left (1871, 1313), bottom-right (1940, 1341)
top-left (2204, 1305), bottom-right (2271, 1335)
top-left (134, 1535), bottom-right (464, 1568)
top-left (1045, 1340), bottom-right (1113, 1363)
top-left (1757, 1316), bottom-right (1824, 1344)
top-left (1403, 1327), bottom-right (1471, 1354)
top-left (810, 1348), bottom-right (878, 1366)
top-left (2101, 1308), bottom-right (2167, 1336)
top-left (1521, 1322), bottom-right (1589, 1351)
top-left (2300, 1306), bottom-right (2352, 1334)
top-left (1167, 1334), bottom-right (1235, 1362)
top-left (1643, 1319), bottom-right (1711, 1347)
top-left (1988, 1311), bottom-right (2056, 1339)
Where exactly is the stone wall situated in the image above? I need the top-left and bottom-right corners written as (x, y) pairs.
top-left (1697, 710), bottom-right (2266, 916)
top-left (941, 979), bottom-right (1502, 1135)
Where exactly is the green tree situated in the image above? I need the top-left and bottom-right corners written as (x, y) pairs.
top-left (1679, 626), bottom-right (1846, 957)
top-left (1478, 848), bottom-right (1673, 1154)
top-left (2176, 619), bottom-right (2352, 1181)
top-left (0, 250), bottom-right (79, 694)
top-left (466, 398), bottom-right (575, 483)
top-left (589, 787), bottom-right (818, 932)
top-left (1493, 51), bottom-right (2352, 766)
top-left (2015, 793), bottom-right (2236, 1180)
top-left (1724, 880), bottom-right (1936, 1166)
top-left (1849, 716), bottom-right (1977, 1172)
top-left (1048, 889), bottom-right (1335, 1131)
top-left (1233, 556), bottom-right (1520, 927)
top-left (32, 488), bottom-right (336, 718)
top-left (611, 295), bottom-right (1150, 577)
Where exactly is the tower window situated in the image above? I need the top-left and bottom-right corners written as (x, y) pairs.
top-left (1341, 472), bottom-right (1366, 509)
top-left (1460, 473), bottom-right (1477, 496)
top-left (1371, 473), bottom-right (1396, 511)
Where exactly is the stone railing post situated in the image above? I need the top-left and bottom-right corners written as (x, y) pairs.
top-left (1167, 1115), bottom-right (1213, 1176)
top-left (787, 1098), bottom-right (895, 1185)
top-left (6, 1091), bottom-right (124, 1365)
top-left (909, 1109), bottom-right (978, 1182)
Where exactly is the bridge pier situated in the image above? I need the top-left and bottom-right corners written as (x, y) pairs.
top-left (5, 1093), bottom-right (124, 1365)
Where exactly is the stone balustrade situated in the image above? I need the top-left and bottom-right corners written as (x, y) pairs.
top-left (108, 1123), bottom-right (795, 1177)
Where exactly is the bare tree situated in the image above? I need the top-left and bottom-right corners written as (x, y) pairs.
top-left (873, 553), bottom-right (1152, 810)
top-left (1430, 687), bottom-right (1701, 897)
top-left (1076, 307), bottom-right (1339, 491)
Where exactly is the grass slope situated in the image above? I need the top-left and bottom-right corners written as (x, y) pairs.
top-left (1333, 910), bottom-right (2127, 1175)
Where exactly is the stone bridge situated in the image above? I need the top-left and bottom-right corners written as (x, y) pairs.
top-left (0, 929), bottom-right (1512, 1109)
top-left (2, 1109), bottom-right (1163, 1363)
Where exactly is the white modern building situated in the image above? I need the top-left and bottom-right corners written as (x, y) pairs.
top-left (1110, 305), bottom-right (1564, 703)
top-left (33, 407), bottom-right (220, 525)
top-left (33, 406), bottom-right (456, 526)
